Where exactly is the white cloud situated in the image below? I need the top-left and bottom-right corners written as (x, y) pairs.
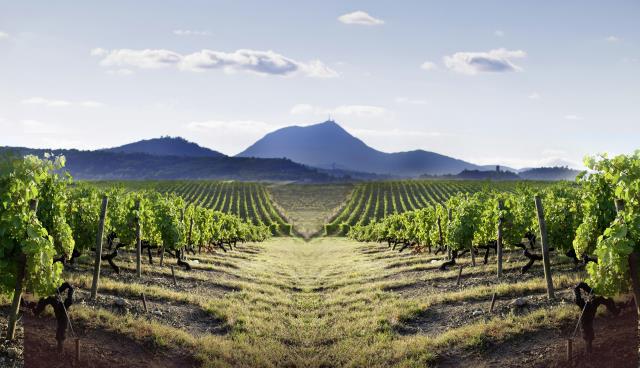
top-left (0, 31), bottom-right (8, 40)
top-left (606, 35), bottom-right (620, 43)
top-left (338, 11), bottom-right (384, 26)
top-left (92, 48), bottom-right (337, 78)
top-left (290, 104), bottom-right (388, 118)
top-left (90, 48), bottom-right (108, 56)
top-left (395, 97), bottom-right (428, 105)
top-left (420, 61), bottom-right (438, 71)
top-left (443, 48), bottom-right (526, 75)
top-left (494, 30), bottom-right (505, 37)
top-left (21, 97), bottom-right (104, 108)
top-left (300, 60), bottom-right (340, 78)
top-left (173, 29), bottom-right (212, 36)
top-left (95, 48), bottom-right (182, 69)
top-left (528, 92), bottom-right (541, 99)
top-left (564, 114), bottom-right (583, 121)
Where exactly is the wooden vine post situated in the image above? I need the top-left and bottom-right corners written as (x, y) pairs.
top-left (470, 240), bottom-right (476, 266)
top-left (135, 199), bottom-right (142, 278)
top-left (447, 208), bottom-right (453, 260)
top-left (171, 266), bottom-right (178, 286)
top-left (90, 195), bottom-right (109, 300)
top-left (437, 217), bottom-right (444, 251)
top-left (188, 217), bottom-right (194, 252)
top-left (496, 200), bottom-right (504, 278)
top-left (6, 199), bottom-right (38, 340)
top-left (534, 195), bottom-right (554, 299)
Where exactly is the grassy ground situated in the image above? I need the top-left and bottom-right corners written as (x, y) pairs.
top-left (14, 237), bottom-right (635, 368)
top-left (268, 183), bottom-right (353, 238)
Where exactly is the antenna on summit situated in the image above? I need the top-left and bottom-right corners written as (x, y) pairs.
top-left (328, 114), bottom-right (333, 123)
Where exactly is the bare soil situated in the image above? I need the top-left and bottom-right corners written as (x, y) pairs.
top-left (23, 312), bottom-right (197, 368)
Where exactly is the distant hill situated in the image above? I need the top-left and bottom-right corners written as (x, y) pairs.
top-left (422, 170), bottom-right (521, 180)
top-left (421, 167), bottom-right (579, 181)
top-left (0, 147), bottom-right (332, 181)
top-left (237, 121), bottom-right (484, 176)
top-left (518, 166), bottom-right (581, 181)
top-left (103, 136), bottom-right (225, 158)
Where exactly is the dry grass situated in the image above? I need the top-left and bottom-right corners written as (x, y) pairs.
top-left (27, 237), bottom-right (591, 367)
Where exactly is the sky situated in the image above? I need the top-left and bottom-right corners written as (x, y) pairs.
top-left (1, 0), bottom-right (638, 169)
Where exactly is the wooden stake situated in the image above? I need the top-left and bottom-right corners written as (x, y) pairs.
top-left (91, 195), bottom-right (109, 300)
top-left (489, 292), bottom-right (497, 313)
top-left (75, 338), bottom-right (80, 366)
top-left (470, 241), bottom-right (476, 267)
top-left (566, 338), bottom-right (573, 363)
top-left (141, 293), bottom-right (148, 312)
top-left (534, 195), bottom-right (555, 300)
top-left (456, 265), bottom-right (463, 286)
top-left (497, 200), bottom-right (504, 278)
top-left (171, 266), bottom-right (177, 286)
top-left (135, 199), bottom-right (142, 278)
top-left (437, 217), bottom-right (443, 248)
top-left (447, 208), bottom-right (453, 260)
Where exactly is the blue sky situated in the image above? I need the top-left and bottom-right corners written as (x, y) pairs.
top-left (0, 0), bottom-right (638, 168)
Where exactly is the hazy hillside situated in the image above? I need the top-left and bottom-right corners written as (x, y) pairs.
top-left (237, 121), bottom-right (484, 176)
top-left (0, 147), bottom-right (332, 181)
top-left (103, 136), bottom-right (225, 158)
top-left (518, 166), bottom-right (581, 181)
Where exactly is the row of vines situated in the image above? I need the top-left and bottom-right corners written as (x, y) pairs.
top-left (325, 180), bottom-right (535, 235)
top-left (0, 154), bottom-right (271, 347)
top-left (96, 180), bottom-right (292, 236)
top-left (348, 151), bottom-right (640, 353)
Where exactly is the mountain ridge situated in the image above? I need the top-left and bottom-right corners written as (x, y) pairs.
top-left (237, 121), bottom-right (485, 176)
top-left (103, 136), bottom-right (225, 158)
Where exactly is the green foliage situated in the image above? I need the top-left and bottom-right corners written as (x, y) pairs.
top-left (0, 154), bottom-right (71, 297)
top-left (540, 182), bottom-right (582, 252)
top-left (581, 151), bottom-right (640, 296)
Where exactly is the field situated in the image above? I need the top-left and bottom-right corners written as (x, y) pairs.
top-left (324, 180), bottom-right (535, 235)
top-left (2, 179), bottom-right (637, 368)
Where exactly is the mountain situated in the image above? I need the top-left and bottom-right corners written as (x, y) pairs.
top-left (104, 136), bottom-right (225, 158)
top-left (237, 121), bottom-right (484, 176)
top-left (0, 147), bottom-right (332, 181)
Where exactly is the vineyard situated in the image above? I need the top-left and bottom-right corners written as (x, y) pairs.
top-left (324, 180), bottom-right (539, 235)
top-left (1, 151), bottom-right (640, 368)
top-left (94, 181), bottom-right (292, 236)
